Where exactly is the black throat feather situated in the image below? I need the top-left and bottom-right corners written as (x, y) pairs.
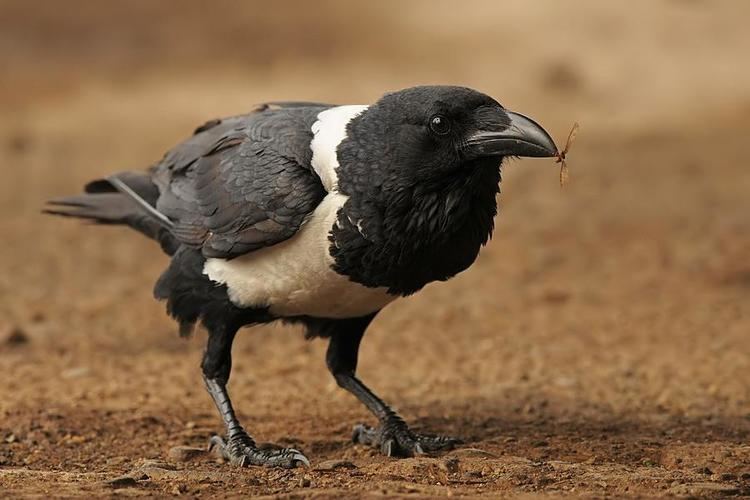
top-left (330, 157), bottom-right (501, 295)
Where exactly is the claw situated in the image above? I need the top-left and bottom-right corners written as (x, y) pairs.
top-left (208, 435), bottom-right (225, 452)
top-left (414, 443), bottom-right (426, 456)
top-left (352, 424), bottom-right (364, 443)
top-left (382, 439), bottom-right (395, 457)
top-left (352, 424), bottom-right (377, 446)
top-left (291, 451), bottom-right (311, 467)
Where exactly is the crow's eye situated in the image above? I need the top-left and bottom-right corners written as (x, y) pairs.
top-left (429, 115), bottom-right (451, 135)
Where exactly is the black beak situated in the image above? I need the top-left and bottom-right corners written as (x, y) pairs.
top-left (464, 110), bottom-right (558, 159)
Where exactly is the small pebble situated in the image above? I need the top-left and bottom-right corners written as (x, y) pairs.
top-left (314, 459), bottom-right (357, 471)
top-left (168, 445), bottom-right (207, 462)
top-left (171, 483), bottom-right (188, 495)
top-left (440, 457), bottom-right (460, 473)
top-left (668, 482), bottom-right (739, 497)
top-left (2, 326), bottom-right (29, 347)
top-left (140, 459), bottom-right (174, 470)
top-left (106, 475), bottom-right (139, 488)
top-left (299, 475), bottom-right (312, 487)
top-left (137, 459), bottom-right (177, 480)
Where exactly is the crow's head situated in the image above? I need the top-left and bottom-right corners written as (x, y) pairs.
top-left (322, 86), bottom-right (558, 292)
top-left (338, 85), bottom-right (557, 187)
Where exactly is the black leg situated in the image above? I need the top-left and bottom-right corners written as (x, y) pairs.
top-left (324, 314), bottom-right (461, 457)
top-left (202, 322), bottom-right (309, 468)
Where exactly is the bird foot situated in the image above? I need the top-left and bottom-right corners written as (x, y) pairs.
top-left (208, 432), bottom-right (310, 468)
top-left (352, 418), bottom-right (461, 457)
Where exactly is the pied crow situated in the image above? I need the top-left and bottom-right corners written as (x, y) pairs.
top-left (45, 85), bottom-right (558, 467)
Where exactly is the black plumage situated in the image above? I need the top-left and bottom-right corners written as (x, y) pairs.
top-left (45, 86), bottom-right (558, 467)
top-left (152, 106), bottom-right (327, 258)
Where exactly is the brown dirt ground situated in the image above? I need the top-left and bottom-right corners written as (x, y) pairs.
top-left (1, 1), bottom-right (749, 498)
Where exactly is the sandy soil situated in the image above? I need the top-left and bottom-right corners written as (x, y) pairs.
top-left (1, 1), bottom-right (749, 497)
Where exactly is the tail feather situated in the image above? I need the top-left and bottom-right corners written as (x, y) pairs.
top-left (44, 193), bottom-right (140, 224)
top-left (107, 176), bottom-right (174, 228)
top-left (44, 172), bottom-right (179, 255)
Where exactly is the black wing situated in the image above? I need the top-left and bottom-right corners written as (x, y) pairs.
top-left (150, 103), bottom-right (331, 259)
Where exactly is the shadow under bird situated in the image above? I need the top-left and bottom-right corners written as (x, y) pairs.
top-left (45, 85), bottom-right (558, 467)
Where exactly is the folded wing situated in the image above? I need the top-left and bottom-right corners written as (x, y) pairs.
top-left (151, 104), bottom-right (330, 259)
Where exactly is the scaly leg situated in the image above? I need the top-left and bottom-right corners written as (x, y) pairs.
top-left (202, 322), bottom-right (309, 468)
top-left (324, 314), bottom-right (461, 457)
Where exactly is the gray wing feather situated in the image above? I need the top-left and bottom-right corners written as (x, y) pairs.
top-left (151, 104), bottom-right (329, 259)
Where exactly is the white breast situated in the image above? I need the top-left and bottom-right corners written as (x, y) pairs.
top-left (202, 104), bottom-right (396, 318)
top-left (203, 194), bottom-right (395, 317)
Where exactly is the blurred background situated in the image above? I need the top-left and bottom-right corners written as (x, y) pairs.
top-left (1, 1), bottom-right (749, 497)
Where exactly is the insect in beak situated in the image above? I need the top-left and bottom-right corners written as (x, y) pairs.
top-left (554, 122), bottom-right (579, 188)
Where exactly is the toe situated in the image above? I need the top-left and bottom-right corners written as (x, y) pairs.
top-left (416, 434), bottom-right (462, 452)
top-left (210, 433), bottom-right (310, 469)
top-left (352, 424), bottom-right (378, 446)
top-left (208, 435), bottom-right (227, 452)
top-left (351, 422), bottom-right (461, 457)
top-left (263, 448), bottom-right (310, 468)
top-left (286, 449), bottom-right (311, 468)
